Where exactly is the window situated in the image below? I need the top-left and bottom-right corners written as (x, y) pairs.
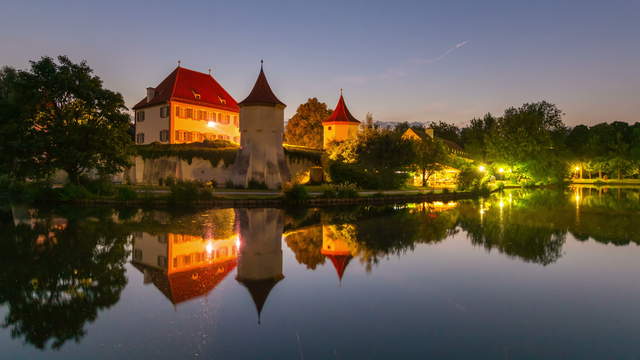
top-left (160, 106), bottom-right (169, 118)
top-left (217, 113), bottom-right (222, 122)
top-left (222, 114), bottom-right (230, 124)
top-left (135, 111), bottom-right (145, 122)
top-left (175, 130), bottom-right (184, 141)
top-left (233, 116), bottom-right (239, 127)
top-left (185, 132), bottom-right (193, 142)
top-left (136, 133), bottom-right (145, 144)
top-left (217, 135), bottom-right (224, 140)
top-left (157, 256), bottom-right (167, 267)
top-left (133, 249), bottom-right (142, 261)
top-left (328, 126), bottom-right (332, 130)
top-left (185, 108), bottom-right (194, 119)
top-left (175, 106), bottom-right (182, 117)
top-left (233, 136), bottom-right (239, 143)
top-left (160, 129), bottom-right (169, 142)
top-left (197, 110), bottom-right (206, 120)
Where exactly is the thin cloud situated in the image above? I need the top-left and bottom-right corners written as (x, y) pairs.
top-left (334, 40), bottom-right (469, 84)
top-left (410, 40), bottom-right (469, 65)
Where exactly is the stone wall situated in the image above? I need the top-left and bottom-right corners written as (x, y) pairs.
top-left (123, 153), bottom-right (317, 187)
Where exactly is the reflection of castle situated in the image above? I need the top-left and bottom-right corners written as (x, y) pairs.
top-left (321, 224), bottom-right (357, 283)
top-left (236, 208), bottom-right (284, 322)
top-left (132, 232), bottom-right (238, 305)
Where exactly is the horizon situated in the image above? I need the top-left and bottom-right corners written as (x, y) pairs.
top-left (1, 0), bottom-right (639, 127)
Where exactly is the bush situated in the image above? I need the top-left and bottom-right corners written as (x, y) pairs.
top-left (56, 183), bottom-right (93, 201)
top-left (169, 180), bottom-right (215, 204)
top-left (247, 179), bottom-right (268, 190)
top-left (116, 187), bottom-right (138, 201)
top-left (283, 183), bottom-right (309, 203)
top-left (80, 177), bottom-right (116, 196)
top-left (320, 183), bottom-right (359, 198)
top-left (328, 161), bottom-right (406, 190)
top-left (165, 176), bottom-right (176, 187)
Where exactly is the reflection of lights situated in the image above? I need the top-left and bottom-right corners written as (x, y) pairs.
top-left (479, 208), bottom-right (485, 215)
top-left (205, 242), bottom-right (214, 255)
top-left (499, 200), bottom-right (505, 208)
top-left (478, 165), bottom-right (486, 172)
top-left (575, 194), bottom-right (580, 202)
top-left (207, 121), bottom-right (216, 128)
top-left (447, 201), bottom-right (457, 206)
top-left (433, 201), bottom-right (445, 206)
top-left (498, 168), bottom-right (504, 173)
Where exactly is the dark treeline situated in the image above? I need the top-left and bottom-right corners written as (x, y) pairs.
top-left (396, 102), bottom-right (640, 183)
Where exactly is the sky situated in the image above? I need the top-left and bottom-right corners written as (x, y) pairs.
top-left (1, 0), bottom-right (639, 126)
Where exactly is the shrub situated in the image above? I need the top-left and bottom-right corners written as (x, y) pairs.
top-left (169, 180), bottom-right (214, 204)
top-left (81, 177), bottom-right (116, 196)
top-left (117, 187), bottom-right (138, 201)
top-left (56, 183), bottom-right (93, 201)
top-left (165, 176), bottom-right (176, 187)
top-left (283, 183), bottom-right (309, 203)
top-left (247, 179), bottom-right (268, 190)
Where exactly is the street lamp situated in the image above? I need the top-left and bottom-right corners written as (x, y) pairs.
top-left (478, 165), bottom-right (486, 172)
top-left (498, 168), bottom-right (505, 173)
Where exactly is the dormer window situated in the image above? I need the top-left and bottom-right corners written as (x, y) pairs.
top-left (218, 96), bottom-right (227, 105)
top-left (192, 90), bottom-right (201, 100)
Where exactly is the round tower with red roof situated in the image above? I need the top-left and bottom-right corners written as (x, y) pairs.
top-left (323, 91), bottom-right (361, 149)
top-left (233, 62), bottom-right (290, 189)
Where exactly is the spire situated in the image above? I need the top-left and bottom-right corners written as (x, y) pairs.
top-left (237, 276), bottom-right (284, 323)
top-left (326, 254), bottom-right (352, 283)
top-left (238, 62), bottom-right (285, 107)
top-left (323, 93), bottom-right (360, 124)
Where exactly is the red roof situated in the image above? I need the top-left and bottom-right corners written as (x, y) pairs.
top-left (238, 66), bottom-right (285, 107)
top-left (325, 254), bottom-right (352, 281)
top-left (323, 95), bottom-right (360, 124)
top-left (132, 259), bottom-right (237, 305)
top-left (132, 67), bottom-right (239, 112)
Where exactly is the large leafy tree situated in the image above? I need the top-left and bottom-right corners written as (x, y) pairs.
top-left (411, 137), bottom-right (449, 186)
top-left (284, 98), bottom-right (332, 149)
top-left (1, 56), bottom-right (132, 184)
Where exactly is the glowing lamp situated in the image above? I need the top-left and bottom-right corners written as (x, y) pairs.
top-left (478, 165), bottom-right (486, 172)
top-left (205, 242), bottom-right (213, 255)
top-left (574, 166), bottom-right (580, 171)
top-left (498, 168), bottom-right (504, 173)
top-left (207, 121), bottom-right (215, 128)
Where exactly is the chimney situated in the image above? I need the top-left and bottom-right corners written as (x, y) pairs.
top-left (146, 87), bottom-right (155, 102)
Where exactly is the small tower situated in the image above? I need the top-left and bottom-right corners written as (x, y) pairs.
top-left (233, 62), bottom-right (290, 189)
top-left (322, 91), bottom-right (361, 149)
top-left (236, 208), bottom-right (285, 323)
top-left (321, 224), bottom-right (356, 284)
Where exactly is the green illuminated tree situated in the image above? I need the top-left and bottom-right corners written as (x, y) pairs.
top-left (284, 98), bottom-right (332, 149)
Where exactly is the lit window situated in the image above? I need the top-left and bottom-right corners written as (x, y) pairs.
top-left (175, 106), bottom-right (182, 117)
top-left (184, 108), bottom-right (194, 119)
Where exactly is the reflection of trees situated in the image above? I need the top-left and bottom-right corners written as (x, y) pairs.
top-left (0, 209), bottom-right (129, 350)
top-left (284, 226), bottom-right (325, 269)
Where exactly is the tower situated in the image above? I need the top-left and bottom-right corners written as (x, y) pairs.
top-left (322, 91), bottom-right (361, 149)
top-left (232, 63), bottom-right (290, 189)
top-left (236, 208), bottom-right (285, 323)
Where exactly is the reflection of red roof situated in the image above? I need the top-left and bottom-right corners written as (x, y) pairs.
top-left (237, 275), bottom-right (284, 321)
top-left (132, 67), bottom-right (239, 112)
top-left (323, 95), bottom-right (360, 124)
top-left (133, 259), bottom-right (237, 305)
top-left (238, 66), bottom-right (285, 107)
top-left (325, 254), bottom-right (352, 281)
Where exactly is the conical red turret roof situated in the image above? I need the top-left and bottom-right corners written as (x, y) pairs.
top-left (238, 64), bottom-right (285, 107)
top-left (237, 275), bottom-right (284, 323)
top-left (326, 254), bottom-right (352, 281)
top-left (323, 94), bottom-right (360, 124)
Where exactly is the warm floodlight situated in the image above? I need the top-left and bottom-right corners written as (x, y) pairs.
top-left (498, 168), bottom-right (505, 173)
top-left (574, 166), bottom-right (580, 171)
top-left (207, 121), bottom-right (216, 128)
top-left (478, 165), bottom-right (486, 172)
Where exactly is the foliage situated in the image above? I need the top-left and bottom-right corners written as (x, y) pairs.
top-left (411, 137), bottom-right (449, 186)
top-left (135, 141), bottom-right (239, 167)
top-left (283, 144), bottom-right (323, 164)
top-left (321, 183), bottom-right (359, 198)
top-left (116, 187), bottom-right (137, 201)
top-left (283, 183), bottom-right (310, 203)
top-left (0, 56), bottom-right (133, 184)
top-left (168, 180), bottom-right (214, 204)
top-left (284, 226), bottom-right (325, 269)
top-left (284, 97), bottom-right (332, 149)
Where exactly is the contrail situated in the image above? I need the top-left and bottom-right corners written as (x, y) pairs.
top-left (413, 40), bottom-right (469, 65)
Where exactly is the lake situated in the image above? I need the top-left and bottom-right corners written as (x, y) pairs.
top-left (1, 186), bottom-right (640, 359)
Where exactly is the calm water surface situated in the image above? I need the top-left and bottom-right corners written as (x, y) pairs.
top-left (1, 187), bottom-right (640, 359)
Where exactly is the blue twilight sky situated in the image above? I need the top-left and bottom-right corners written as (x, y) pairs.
top-left (1, 0), bottom-right (639, 126)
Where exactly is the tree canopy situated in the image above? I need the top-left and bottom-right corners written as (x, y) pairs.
top-left (284, 98), bottom-right (332, 149)
top-left (0, 56), bottom-right (132, 184)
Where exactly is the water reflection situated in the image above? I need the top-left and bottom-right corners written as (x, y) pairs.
top-left (1, 187), bottom-right (639, 352)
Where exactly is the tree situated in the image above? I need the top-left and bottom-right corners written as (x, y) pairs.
top-left (411, 137), bottom-right (449, 186)
top-left (284, 98), bottom-right (332, 149)
top-left (460, 113), bottom-right (496, 161)
top-left (427, 121), bottom-right (462, 144)
top-left (2, 56), bottom-right (132, 184)
top-left (355, 129), bottom-right (414, 189)
top-left (0, 67), bottom-right (51, 183)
